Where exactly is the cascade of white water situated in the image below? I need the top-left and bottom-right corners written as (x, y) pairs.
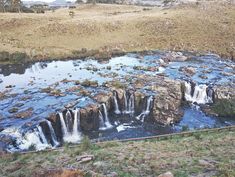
top-left (145, 95), bottom-right (153, 114)
top-left (59, 110), bottom-right (82, 143)
top-left (123, 91), bottom-right (128, 114)
top-left (59, 112), bottom-right (69, 137)
top-left (184, 81), bottom-right (213, 104)
top-left (102, 103), bottom-right (112, 128)
top-left (46, 120), bottom-right (59, 146)
top-left (136, 96), bottom-right (153, 122)
top-left (71, 109), bottom-right (82, 141)
top-left (99, 110), bottom-right (106, 130)
top-left (113, 91), bottom-right (121, 114)
top-left (99, 104), bottom-right (113, 130)
top-left (123, 91), bottom-right (135, 115)
top-left (37, 125), bottom-right (48, 144)
top-left (128, 93), bottom-right (135, 114)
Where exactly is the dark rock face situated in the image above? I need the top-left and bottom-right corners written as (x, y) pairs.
top-left (209, 84), bottom-right (235, 118)
top-left (134, 91), bottom-right (147, 115)
top-left (151, 78), bottom-right (183, 125)
top-left (48, 113), bottom-right (63, 142)
top-left (80, 104), bottom-right (99, 131)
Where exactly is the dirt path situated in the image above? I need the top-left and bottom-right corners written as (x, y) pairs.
top-left (0, 2), bottom-right (235, 63)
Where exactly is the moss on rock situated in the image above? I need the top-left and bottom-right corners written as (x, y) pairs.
top-left (211, 99), bottom-right (235, 118)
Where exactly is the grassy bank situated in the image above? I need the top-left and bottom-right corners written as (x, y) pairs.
top-left (0, 2), bottom-right (235, 64)
top-left (1, 128), bottom-right (234, 177)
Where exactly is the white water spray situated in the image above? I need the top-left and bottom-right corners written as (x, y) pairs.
top-left (99, 103), bottom-right (113, 130)
top-left (113, 91), bottom-right (121, 114)
top-left (184, 81), bottom-right (213, 104)
top-left (59, 110), bottom-right (82, 143)
top-left (46, 120), bottom-right (59, 146)
top-left (136, 96), bottom-right (154, 122)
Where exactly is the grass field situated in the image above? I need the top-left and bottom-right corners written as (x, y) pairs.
top-left (0, 129), bottom-right (234, 177)
top-left (0, 2), bottom-right (235, 63)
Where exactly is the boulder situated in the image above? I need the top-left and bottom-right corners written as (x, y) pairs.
top-left (179, 66), bottom-right (196, 76)
top-left (151, 78), bottom-right (183, 125)
top-left (158, 172), bottom-right (174, 177)
top-left (80, 104), bottom-right (99, 131)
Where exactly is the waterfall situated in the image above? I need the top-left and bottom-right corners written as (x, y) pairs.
top-left (59, 110), bottom-right (82, 143)
top-left (123, 91), bottom-right (135, 115)
top-left (46, 120), bottom-right (59, 147)
top-left (65, 110), bottom-right (73, 132)
top-left (113, 91), bottom-right (121, 114)
top-left (128, 93), bottom-right (135, 115)
top-left (99, 103), bottom-right (113, 130)
top-left (71, 109), bottom-right (82, 142)
top-left (136, 96), bottom-right (153, 122)
top-left (99, 110), bottom-right (106, 130)
top-left (184, 81), bottom-right (213, 104)
top-left (145, 95), bottom-right (153, 115)
top-left (37, 125), bottom-right (48, 144)
top-left (123, 91), bottom-right (128, 114)
top-left (59, 112), bottom-right (69, 137)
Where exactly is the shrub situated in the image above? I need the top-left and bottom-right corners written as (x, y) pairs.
top-left (181, 125), bottom-right (189, 132)
top-left (81, 136), bottom-right (91, 151)
top-left (10, 52), bottom-right (28, 63)
top-left (0, 51), bottom-right (10, 62)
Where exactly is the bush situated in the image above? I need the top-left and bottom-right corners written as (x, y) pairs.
top-left (10, 52), bottom-right (28, 63)
top-left (181, 125), bottom-right (189, 132)
top-left (212, 99), bottom-right (235, 118)
top-left (0, 51), bottom-right (10, 62)
top-left (28, 144), bottom-right (36, 151)
top-left (81, 136), bottom-right (91, 151)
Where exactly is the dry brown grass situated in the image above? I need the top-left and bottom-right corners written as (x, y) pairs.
top-left (0, 2), bottom-right (235, 62)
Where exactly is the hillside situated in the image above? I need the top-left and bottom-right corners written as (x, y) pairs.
top-left (0, 2), bottom-right (235, 63)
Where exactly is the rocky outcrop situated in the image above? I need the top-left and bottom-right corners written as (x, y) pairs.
top-left (150, 77), bottom-right (183, 125)
top-left (80, 104), bottom-right (100, 131)
top-left (213, 84), bottom-right (235, 100)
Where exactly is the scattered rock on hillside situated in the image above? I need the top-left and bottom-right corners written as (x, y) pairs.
top-left (158, 171), bottom-right (174, 177)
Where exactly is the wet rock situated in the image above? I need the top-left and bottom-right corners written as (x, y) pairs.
top-left (64, 100), bottom-right (79, 109)
top-left (158, 172), bottom-right (174, 177)
top-left (41, 87), bottom-right (65, 97)
top-left (80, 104), bottom-right (99, 131)
top-left (134, 91), bottom-right (147, 115)
top-left (0, 134), bottom-right (16, 148)
top-left (79, 89), bottom-right (91, 96)
top-left (48, 113), bottom-right (63, 142)
top-left (8, 107), bottom-right (19, 113)
top-left (14, 103), bottom-right (24, 107)
top-left (81, 79), bottom-right (98, 87)
top-left (93, 91), bottom-right (113, 111)
top-left (15, 108), bottom-right (33, 118)
top-left (0, 79), bottom-right (2, 83)
top-left (199, 75), bottom-right (208, 79)
top-left (151, 78), bottom-right (183, 125)
top-left (221, 72), bottom-right (233, 76)
top-left (66, 86), bottom-right (82, 92)
top-left (164, 51), bottom-right (188, 62)
top-left (5, 85), bottom-right (15, 88)
top-left (179, 66), bottom-right (196, 76)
